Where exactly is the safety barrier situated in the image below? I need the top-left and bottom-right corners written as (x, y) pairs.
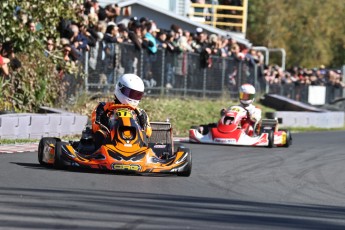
top-left (0, 112), bottom-right (88, 140)
top-left (276, 111), bottom-right (344, 128)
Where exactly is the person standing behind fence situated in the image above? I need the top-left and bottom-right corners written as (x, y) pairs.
top-left (141, 20), bottom-right (157, 90)
top-left (70, 24), bottom-right (88, 56)
top-left (127, 19), bottom-right (144, 75)
top-left (65, 24), bottom-right (88, 98)
top-left (80, 15), bottom-right (99, 49)
top-left (0, 54), bottom-right (10, 78)
top-left (117, 23), bottom-right (131, 75)
top-left (84, 0), bottom-right (99, 15)
top-left (1, 41), bottom-right (21, 74)
top-left (103, 23), bottom-right (123, 93)
top-left (161, 30), bottom-right (179, 89)
top-left (58, 39), bottom-right (80, 101)
top-left (207, 34), bottom-right (223, 57)
top-left (104, 4), bottom-right (121, 24)
top-left (191, 28), bottom-right (211, 68)
top-left (128, 19), bottom-right (143, 50)
top-left (44, 38), bottom-right (56, 57)
top-left (230, 43), bottom-right (244, 61)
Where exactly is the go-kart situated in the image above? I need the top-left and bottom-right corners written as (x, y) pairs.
top-left (38, 104), bottom-right (192, 176)
top-left (189, 105), bottom-right (292, 148)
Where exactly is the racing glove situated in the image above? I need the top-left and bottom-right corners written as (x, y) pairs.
top-left (250, 109), bottom-right (262, 123)
top-left (220, 108), bottom-right (227, 116)
top-left (95, 102), bottom-right (106, 125)
top-left (138, 111), bottom-right (148, 129)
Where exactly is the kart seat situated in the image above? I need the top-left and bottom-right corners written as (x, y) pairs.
top-left (224, 116), bottom-right (234, 125)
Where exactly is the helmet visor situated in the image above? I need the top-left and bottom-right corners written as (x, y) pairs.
top-left (119, 82), bottom-right (144, 100)
top-left (239, 92), bottom-right (255, 100)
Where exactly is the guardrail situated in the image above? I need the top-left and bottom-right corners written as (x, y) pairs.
top-left (276, 111), bottom-right (344, 128)
top-left (0, 110), bottom-right (88, 140)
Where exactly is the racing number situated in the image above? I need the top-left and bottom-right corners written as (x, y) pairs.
top-left (116, 109), bottom-right (132, 118)
top-left (230, 107), bottom-right (240, 112)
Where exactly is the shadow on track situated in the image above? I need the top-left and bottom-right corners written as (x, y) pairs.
top-left (1, 187), bottom-right (345, 229)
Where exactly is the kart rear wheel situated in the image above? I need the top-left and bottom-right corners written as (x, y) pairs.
top-left (280, 129), bottom-right (292, 147)
top-left (190, 125), bottom-right (203, 134)
top-left (54, 141), bottom-right (68, 169)
top-left (177, 147), bottom-right (192, 177)
top-left (38, 137), bottom-right (61, 166)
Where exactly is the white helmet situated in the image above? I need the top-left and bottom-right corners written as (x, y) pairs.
top-left (114, 74), bottom-right (145, 108)
top-left (239, 83), bottom-right (256, 105)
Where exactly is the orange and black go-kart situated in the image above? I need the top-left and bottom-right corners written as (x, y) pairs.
top-left (38, 104), bottom-right (192, 177)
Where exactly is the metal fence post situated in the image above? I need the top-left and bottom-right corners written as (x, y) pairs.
top-left (160, 49), bottom-right (165, 96)
top-left (140, 50), bottom-right (144, 80)
top-left (84, 51), bottom-right (89, 92)
top-left (221, 58), bottom-right (226, 92)
top-left (238, 61), bottom-right (242, 86)
top-left (342, 65), bottom-right (345, 98)
top-left (203, 68), bottom-right (207, 98)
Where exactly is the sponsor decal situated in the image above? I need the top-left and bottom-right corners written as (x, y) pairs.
top-left (111, 164), bottom-right (141, 171)
top-left (255, 133), bottom-right (268, 145)
top-left (154, 144), bottom-right (166, 148)
top-left (214, 138), bottom-right (236, 144)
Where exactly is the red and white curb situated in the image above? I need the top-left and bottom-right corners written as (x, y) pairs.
top-left (0, 143), bottom-right (38, 154)
top-left (174, 137), bottom-right (189, 142)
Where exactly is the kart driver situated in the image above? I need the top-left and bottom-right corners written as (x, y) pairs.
top-left (221, 83), bottom-right (262, 136)
top-left (92, 73), bottom-right (152, 149)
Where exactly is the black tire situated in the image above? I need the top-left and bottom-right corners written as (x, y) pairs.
top-left (54, 141), bottom-right (68, 169)
top-left (280, 129), bottom-right (292, 147)
top-left (266, 130), bottom-right (274, 148)
top-left (177, 148), bottom-right (192, 177)
top-left (174, 143), bottom-right (182, 152)
top-left (38, 137), bottom-right (61, 166)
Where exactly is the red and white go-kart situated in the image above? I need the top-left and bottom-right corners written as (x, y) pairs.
top-left (189, 105), bottom-right (292, 148)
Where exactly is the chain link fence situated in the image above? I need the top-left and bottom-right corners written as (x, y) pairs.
top-left (70, 41), bottom-right (343, 104)
top-left (83, 42), bottom-right (258, 100)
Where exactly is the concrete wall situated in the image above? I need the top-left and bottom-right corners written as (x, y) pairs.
top-left (0, 113), bottom-right (88, 140)
top-left (276, 111), bottom-right (345, 128)
top-left (1, 110), bottom-right (343, 140)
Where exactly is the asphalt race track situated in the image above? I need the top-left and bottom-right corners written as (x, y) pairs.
top-left (1, 131), bottom-right (345, 229)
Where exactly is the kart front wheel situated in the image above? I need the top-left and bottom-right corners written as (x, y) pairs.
top-left (281, 129), bottom-right (292, 147)
top-left (177, 148), bottom-right (192, 177)
top-left (38, 137), bottom-right (61, 166)
top-left (54, 141), bottom-right (68, 169)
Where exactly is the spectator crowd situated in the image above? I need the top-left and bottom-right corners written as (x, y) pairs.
top-left (1, 0), bottom-right (344, 100)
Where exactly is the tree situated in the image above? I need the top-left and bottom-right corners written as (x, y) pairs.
top-left (0, 0), bottom-right (79, 112)
top-left (0, 0), bottom-right (76, 51)
top-left (247, 0), bottom-right (345, 68)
